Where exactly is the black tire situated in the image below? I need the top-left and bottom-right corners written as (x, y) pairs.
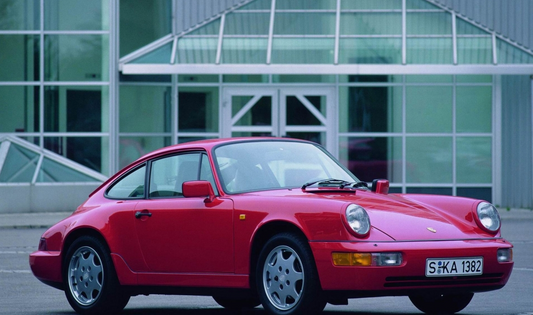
top-left (212, 296), bottom-right (260, 310)
top-left (409, 293), bottom-right (474, 314)
top-left (63, 236), bottom-right (130, 315)
top-left (256, 233), bottom-right (326, 315)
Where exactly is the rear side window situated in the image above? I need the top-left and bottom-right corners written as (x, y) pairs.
top-left (106, 165), bottom-right (146, 199)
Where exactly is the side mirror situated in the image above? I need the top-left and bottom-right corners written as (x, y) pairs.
top-left (371, 179), bottom-right (389, 195)
top-left (182, 180), bottom-right (216, 203)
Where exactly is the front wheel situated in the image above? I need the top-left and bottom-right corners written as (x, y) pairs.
top-left (409, 293), bottom-right (474, 314)
top-left (256, 233), bottom-right (326, 315)
top-left (64, 236), bottom-right (130, 315)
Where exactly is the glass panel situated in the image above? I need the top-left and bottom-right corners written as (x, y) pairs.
top-left (131, 42), bottom-right (172, 64)
top-left (0, 35), bottom-right (39, 81)
top-left (120, 86), bottom-right (171, 133)
top-left (457, 37), bottom-right (492, 64)
top-left (0, 0), bottom-right (39, 30)
top-left (341, 13), bottom-right (401, 35)
top-left (456, 137), bottom-right (492, 184)
top-left (406, 86), bottom-right (452, 133)
top-left (456, 75), bottom-right (492, 83)
top-left (176, 37), bottom-right (217, 64)
top-left (107, 165), bottom-right (146, 198)
top-left (44, 137), bottom-right (108, 173)
top-left (276, 0), bottom-right (336, 10)
top-left (178, 87), bottom-right (219, 132)
top-left (150, 153), bottom-right (200, 197)
top-left (44, 35), bottom-right (109, 81)
top-left (456, 19), bottom-right (487, 35)
top-left (44, 86), bottom-right (109, 132)
top-left (0, 144), bottom-right (38, 182)
top-left (406, 187), bottom-right (452, 195)
top-left (221, 38), bottom-right (268, 64)
top-left (341, 0), bottom-right (401, 10)
top-left (339, 38), bottom-right (402, 64)
top-left (119, 136), bottom-right (171, 168)
top-left (339, 86), bottom-right (402, 133)
top-left (178, 75), bottom-right (219, 83)
top-left (274, 13), bottom-right (336, 35)
top-left (0, 86), bottom-right (39, 132)
top-left (223, 75), bottom-right (268, 83)
top-left (339, 137), bottom-right (402, 183)
top-left (406, 38), bottom-right (453, 64)
top-left (44, 0), bottom-right (108, 30)
top-left (497, 39), bottom-right (533, 64)
top-left (224, 13), bottom-right (270, 35)
top-left (339, 75), bottom-right (402, 83)
top-left (406, 0), bottom-right (440, 10)
top-left (232, 95), bottom-right (272, 126)
top-left (273, 75), bottom-right (335, 83)
top-left (36, 157), bottom-right (98, 182)
top-left (120, 74), bottom-right (172, 83)
top-left (119, 0), bottom-right (172, 57)
top-left (405, 75), bottom-right (452, 83)
top-left (456, 86), bottom-right (492, 133)
top-left (407, 12), bottom-right (452, 35)
top-left (271, 38), bottom-right (334, 64)
top-left (200, 154), bottom-right (218, 195)
top-left (285, 132), bottom-right (326, 147)
top-left (457, 187), bottom-right (492, 202)
top-left (286, 95), bottom-right (324, 126)
top-left (406, 137), bottom-right (452, 183)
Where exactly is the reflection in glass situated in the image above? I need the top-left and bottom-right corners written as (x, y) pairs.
top-left (341, 0), bottom-right (401, 10)
top-left (406, 137), bottom-right (452, 183)
top-left (339, 86), bottom-right (402, 133)
top-left (271, 38), bottom-right (334, 64)
top-left (120, 86), bottom-right (171, 133)
top-left (176, 37), bottom-right (217, 63)
top-left (457, 37), bottom-right (492, 64)
top-left (232, 95), bottom-right (272, 127)
top-left (457, 187), bottom-right (492, 202)
top-left (119, 136), bottom-right (171, 169)
top-left (224, 13), bottom-right (269, 35)
top-left (0, 0), bottom-right (39, 30)
top-left (407, 12), bottom-right (451, 35)
top-left (339, 137), bottom-right (402, 183)
top-left (456, 137), bottom-right (492, 184)
top-left (0, 86), bottom-right (39, 132)
top-left (221, 38), bottom-right (268, 64)
top-left (131, 42), bottom-right (172, 64)
top-left (406, 86), bottom-right (452, 133)
top-left (44, 0), bottom-right (108, 30)
top-left (286, 95), bottom-right (325, 126)
top-left (341, 13), bottom-right (401, 35)
top-left (274, 13), bottom-right (336, 35)
top-left (44, 35), bottom-right (109, 81)
top-left (339, 38), bottom-right (402, 64)
top-left (407, 37), bottom-right (453, 64)
top-left (0, 35), bottom-right (39, 81)
top-left (44, 137), bottom-right (107, 173)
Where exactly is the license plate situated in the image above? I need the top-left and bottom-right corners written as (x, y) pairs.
top-left (425, 257), bottom-right (483, 277)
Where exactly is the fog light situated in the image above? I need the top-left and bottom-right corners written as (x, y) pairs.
top-left (497, 248), bottom-right (513, 263)
top-left (332, 252), bottom-right (402, 266)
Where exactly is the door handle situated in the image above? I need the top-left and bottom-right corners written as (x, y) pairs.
top-left (135, 211), bottom-right (152, 219)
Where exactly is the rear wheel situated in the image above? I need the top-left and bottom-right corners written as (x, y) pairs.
top-left (256, 233), bottom-right (326, 315)
top-left (409, 293), bottom-right (474, 314)
top-left (64, 236), bottom-right (130, 315)
top-left (212, 296), bottom-right (260, 310)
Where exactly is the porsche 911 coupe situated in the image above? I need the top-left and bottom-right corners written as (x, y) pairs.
top-left (30, 138), bottom-right (513, 315)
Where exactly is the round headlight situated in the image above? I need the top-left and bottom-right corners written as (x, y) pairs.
top-left (345, 204), bottom-right (371, 236)
top-left (476, 202), bottom-right (501, 233)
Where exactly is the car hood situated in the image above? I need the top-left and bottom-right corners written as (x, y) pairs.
top-left (242, 189), bottom-right (486, 241)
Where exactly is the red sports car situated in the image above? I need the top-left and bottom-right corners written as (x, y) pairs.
top-left (30, 138), bottom-right (513, 315)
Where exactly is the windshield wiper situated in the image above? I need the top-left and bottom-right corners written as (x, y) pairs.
top-left (301, 179), bottom-right (367, 190)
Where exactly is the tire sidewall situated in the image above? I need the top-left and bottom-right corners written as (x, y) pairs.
top-left (63, 236), bottom-right (125, 315)
top-left (255, 233), bottom-right (324, 315)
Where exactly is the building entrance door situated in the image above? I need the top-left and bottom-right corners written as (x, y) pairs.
top-left (222, 87), bottom-right (336, 153)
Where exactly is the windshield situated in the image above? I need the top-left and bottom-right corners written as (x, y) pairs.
top-left (214, 140), bottom-right (358, 194)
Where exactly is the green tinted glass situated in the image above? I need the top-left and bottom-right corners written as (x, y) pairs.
top-left (224, 13), bottom-right (270, 35)
top-left (119, 137), bottom-right (171, 168)
top-left (0, 86), bottom-right (39, 132)
top-left (406, 86), bottom-right (452, 133)
top-left (274, 13), bottom-right (336, 35)
top-left (221, 38), bottom-right (268, 64)
top-left (120, 86), bottom-right (171, 133)
top-left (458, 37), bottom-right (492, 64)
top-left (0, 35), bottom-right (39, 81)
top-left (0, 0), bottom-right (39, 30)
top-left (276, 0), bottom-right (336, 10)
top-left (341, 0), bottom-right (401, 10)
top-left (271, 38), bottom-right (334, 64)
top-left (456, 86), bottom-right (492, 133)
top-left (44, 0), bottom-right (108, 30)
top-left (497, 39), bottom-right (533, 64)
top-left (407, 38), bottom-right (453, 64)
top-left (176, 37), bottom-right (217, 63)
top-left (456, 137), bottom-right (492, 183)
top-left (406, 137), bottom-right (453, 183)
top-left (178, 87), bottom-right (219, 132)
top-left (407, 12), bottom-right (451, 35)
top-left (339, 38), bottom-right (402, 64)
top-left (341, 13), bottom-right (401, 35)
top-left (131, 42), bottom-right (172, 64)
top-left (0, 144), bottom-right (38, 182)
top-left (37, 158), bottom-right (97, 182)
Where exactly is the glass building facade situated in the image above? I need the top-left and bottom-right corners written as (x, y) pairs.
top-left (1, 0), bottom-right (533, 211)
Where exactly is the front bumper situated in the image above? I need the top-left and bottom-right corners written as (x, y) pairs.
top-left (310, 238), bottom-right (513, 297)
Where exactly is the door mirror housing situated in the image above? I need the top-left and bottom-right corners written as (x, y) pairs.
top-left (182, 180), bottom-right (216, 203)
top-left (371, 179), bottom-right (389, 195)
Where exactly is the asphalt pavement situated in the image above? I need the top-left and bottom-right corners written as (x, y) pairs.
top-left (0, 208), bottom-right (531, 229)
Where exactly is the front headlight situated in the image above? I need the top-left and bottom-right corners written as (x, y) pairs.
top-left (476, 202), bottom-right (501, 233)
top-left (344, 204), bottom-right (371, 237)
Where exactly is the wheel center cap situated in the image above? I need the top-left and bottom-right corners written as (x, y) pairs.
top-left (83, 273), bottom-right (89, 281)
top-left (279, 274), bottom-right (286, 282)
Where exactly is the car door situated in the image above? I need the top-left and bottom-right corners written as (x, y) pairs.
top-left (133, 152), bottom-right (234, 273)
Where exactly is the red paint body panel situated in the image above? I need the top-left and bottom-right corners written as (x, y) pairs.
top-left (29, 138), bottom-right (513, 302)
